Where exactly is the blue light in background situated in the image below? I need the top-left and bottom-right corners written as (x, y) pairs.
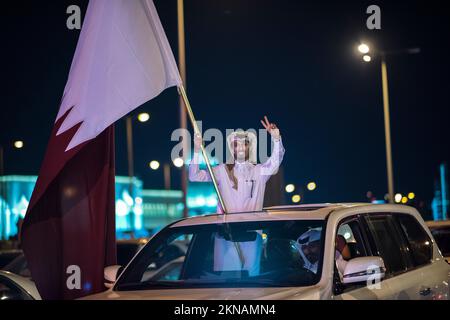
top-left (83, 281), bottom-right (92, 292)
top-left (0, 174), bottom-right (220, 240)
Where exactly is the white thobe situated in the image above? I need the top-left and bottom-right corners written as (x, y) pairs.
top-left (213, 233), bottom-right (263, 276)
top-left (189, 137), bottom-right (285, 275)
top-left (335, 251), bottom-right (348, 280)
top-left (189, 138), bottom-right (285, 213)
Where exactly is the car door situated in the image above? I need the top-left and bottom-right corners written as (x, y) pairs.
top-left (393, 213), bottom-right (448, 300)
top-left (332, 215), bottom-right (394, 300)
top-left (364, 213), bottom-right (431, 300)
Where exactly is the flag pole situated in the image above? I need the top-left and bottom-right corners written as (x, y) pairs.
top-left (178, 85), bottom-right (228, 214)
top-left (177, 0), bottom-right (189, 219)
top-left (178, 86), bottom-right (245, 266)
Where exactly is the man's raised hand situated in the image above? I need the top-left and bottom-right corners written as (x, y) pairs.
top-left (260, 116), bottom-right (281, 140)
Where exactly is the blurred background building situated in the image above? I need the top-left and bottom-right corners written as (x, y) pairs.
top-left (432, 163), bottom-right (449, 221)
top-left (0, 162), bottom-right (286, 241)
top-left (0, 174), bottom-right (183, 241)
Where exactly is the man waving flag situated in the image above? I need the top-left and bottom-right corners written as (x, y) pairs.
top-left (21, 0), bottom-right (182, 300)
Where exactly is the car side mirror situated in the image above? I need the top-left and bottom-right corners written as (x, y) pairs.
top-left (342, 256), bottom-right (385, 285)
top-left (104, 265), bottom-right (122, 288)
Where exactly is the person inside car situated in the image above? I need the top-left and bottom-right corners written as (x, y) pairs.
top-left (335, 234), bottom-right (351, 280)
top-left (296, 229), bottom-right (322, 274)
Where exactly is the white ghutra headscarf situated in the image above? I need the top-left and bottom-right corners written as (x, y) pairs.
top-left (226, 130), bottom-right (258, 164)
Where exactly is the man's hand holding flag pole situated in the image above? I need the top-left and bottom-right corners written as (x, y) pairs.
top-left (177, 86), bottom-right (228, 213)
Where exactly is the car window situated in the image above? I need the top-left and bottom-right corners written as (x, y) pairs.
top-left (396, 214), bottom-right (432, 267)
top-left (337, 220), bottom-right (368, 260)
top-left (116, 243), bottom-right (140, 266)
top-left (115, 220), bottom-right (325, 290)
top-left (365, 215), bottom-right (409, 276)
top-left (333, 218), bottom-right (369, 294)
top-left (0, 276), bottom-right (32, 300)
top-left (154, 260), bottom-right (184, 281)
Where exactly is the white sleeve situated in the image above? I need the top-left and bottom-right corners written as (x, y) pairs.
top-left (188, 152), bottom-right (213, 182)
top-left (259, 137), bottom-right (285, 180)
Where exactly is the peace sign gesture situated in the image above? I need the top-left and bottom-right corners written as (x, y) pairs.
top-left (260, 116), bottom-right (281, 139)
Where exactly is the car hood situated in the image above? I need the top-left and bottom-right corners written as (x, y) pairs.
top-left (81, 286), bottom-right (323, 300)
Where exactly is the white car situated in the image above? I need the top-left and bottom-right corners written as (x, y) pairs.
top-left (84, 203), bottom-right (450, 300)
top-left (0, 270), bottom-right (41, 300)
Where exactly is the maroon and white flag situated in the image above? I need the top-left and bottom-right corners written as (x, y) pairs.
top-left (22, 0), bottom-right (182, 300)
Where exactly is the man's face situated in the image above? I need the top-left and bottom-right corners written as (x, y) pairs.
top-left (233, 139), bottom-right (250, 162)
top-left (302, 241), bottom-right (321, 263)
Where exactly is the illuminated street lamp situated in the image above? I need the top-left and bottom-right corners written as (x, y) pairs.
top-left (173, 157), bottom-right (184, 168)
top-left (401, 196), bottom-right (408, 204)
top-left (1, 141), bottom-right (25, 176)
top-left (137, 112), bottom-right (150, 123)
top-left (292, 195), bottom-right (301, 203)
top-left (13, 141), bottom-right (24, 149)
top-left (307, 182), bottom-right (317, 191)
top-left (355, 43), bottom-right (420, 203)
top-left (125, 111), bottom-right (151, 199)
top-left (285, 184), bottom-right (295, 193)
top-left (363, 55), bottom-right (371, 62)
top-left (358, 43), bottom-right (370, 54)
top-left (149, 161), bottom-right (172, 190)
top-left (408, 192), bottom-right (415, 200)
top-left (394, 193), bottom-right (403, 203)
top-left (149, 160), bottom-right (160, 170)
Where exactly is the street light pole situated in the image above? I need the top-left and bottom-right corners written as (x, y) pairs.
top-left (125, 116), bottom-right (135, 185)
top-left (125, 116), bottom-right (135, 228)
top-left (164, 163), bottom-right (171, 190)
top-left (380, 55), bottom-right (395, 203)
top-left (177, 0), bottom-right (189, 218)
top-left (358, 44), bottom-right (419, 203)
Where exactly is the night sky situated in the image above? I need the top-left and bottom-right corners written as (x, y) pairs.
top-left (1, 1), bottom-right (449, 211)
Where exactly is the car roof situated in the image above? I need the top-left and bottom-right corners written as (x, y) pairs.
top-left (116, 238), bottom-right (149, 246)
top-left (171, 203), bottom-right (371, 228)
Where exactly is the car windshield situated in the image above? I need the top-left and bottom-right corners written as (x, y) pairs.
top-left (115, 219), bottom-right (325, 290)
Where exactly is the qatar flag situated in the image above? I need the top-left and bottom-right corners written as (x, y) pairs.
top-left (21, 0), bottom-right (182, 300)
